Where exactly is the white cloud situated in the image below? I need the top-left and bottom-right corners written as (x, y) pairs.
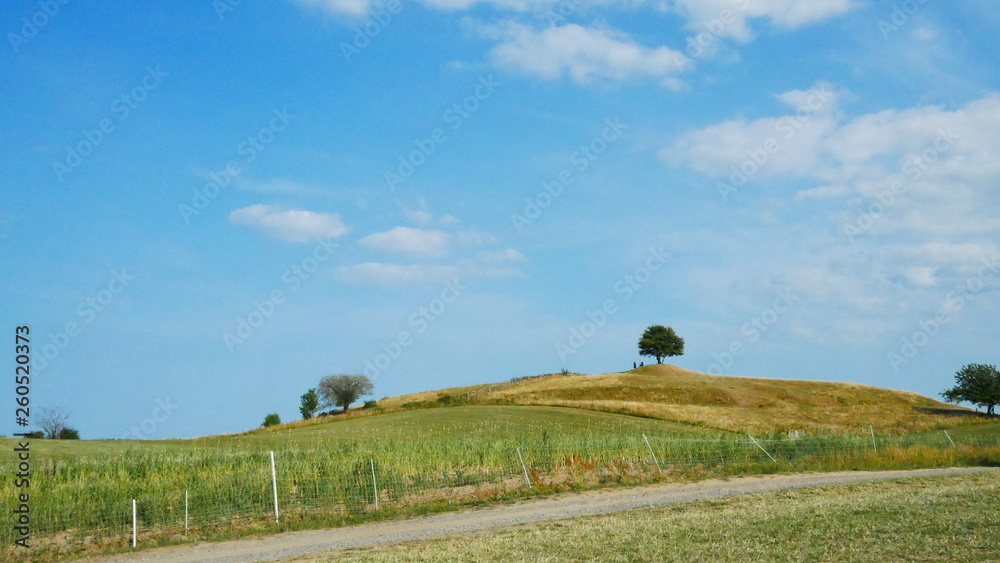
top-left (229, 205), bottom-right (348, 243)
top-left (455, 230), bottom-right (498, 246)
top-left (233, 177), bottom-right (331, 197)
top-left (397, 199), bottom-right (434, 226)
top-left (664, 89), bottom-right (1000, 224)
top-left (334, 263), bottom-right (461, 284)
top-left (673, 0), bottom-right (859, 42)
top-left (358, 226), bottom-right (451, 257)
top-left (293, 0), bottom-right (372, 17)
top-left (662, 82), bottom-right (843, 179)
top-left (477, 248), bottom-right (527, 263)
top-left (294, 0), bottom-right (634, 16)
top-left (482, 22), bottom-right (693, 87)
top-left (794, 185), bottom-right (847, 200)
top-left (663, 88), bottom-right (1000, 331)
top-left (335, 259), bottom-right (524, 285)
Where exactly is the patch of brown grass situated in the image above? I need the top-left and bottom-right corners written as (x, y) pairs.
top-left (468, 365), bottom-right (990, 434)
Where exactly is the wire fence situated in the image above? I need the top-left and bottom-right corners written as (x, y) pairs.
top-left (2, 430), bottom-right (997, 560)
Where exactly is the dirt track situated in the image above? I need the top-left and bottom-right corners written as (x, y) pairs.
top-left (89, 467), bottom-right (998, 563)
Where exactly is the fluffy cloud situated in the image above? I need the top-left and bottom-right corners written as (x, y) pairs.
top-left (358, 227), bottom-right (452, 257)
top-left (663, 87), bottom-right (1000, 327)
top-left (335, 255), bottom-right (524, 285)
top-left (483, 22), bottom-right (693, 86)
top-left (229, 205), bottom-right (348, 243)
top-left (673, 0), bottom-right (859, 42)
top-left (663, 89), bottom-right (1000, 231)
top-left (661, 81), bottom-right (843, 179)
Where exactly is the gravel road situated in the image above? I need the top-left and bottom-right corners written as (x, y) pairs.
top-left (88, 467), bottom-right (997, 563)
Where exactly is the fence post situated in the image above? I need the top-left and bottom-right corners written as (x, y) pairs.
top-left (747, 434), bottom-right (776, 462)
top-left (132, 499), bottom-right (137, 548)
top-left (370, 459), bottom-right (379, 511)
top-left (270, 451), bottom-right (279, 523)
top-left (642, 434), bottom-right (662, 474)
top-left (869, 425), bottom-right (878, 454)
top-left (516, 447), bottom-right (533, 488)
top-left (944, 430), bottom-right (956, 447)
top-left (184, 490), bottom-right (189, 534)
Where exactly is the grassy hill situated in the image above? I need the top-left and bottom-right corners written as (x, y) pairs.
top-left (339, 364), bottom-right (990, 436)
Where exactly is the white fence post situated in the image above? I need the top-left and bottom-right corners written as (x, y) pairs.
top-left (747, 434), bottom-right (776, 462)
top-left (184, 490), bottom-right (189, 534)
top-left (132, 499), bottom-right (137, 548)
top-left (270, 451), bottom-right (279, 523)
top-left (944, 431), bottom-right (956, 447)
top-left (370, 459), bottom-right (379, 511)
top-left (516, 447), bottom-right (533, 488)
top-left (869, 425), bottom-right (878, 454)
top-left (643, 434), bottom-right (662, 474)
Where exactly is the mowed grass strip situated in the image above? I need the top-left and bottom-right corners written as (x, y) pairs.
top-left (323, 471), bottom-right (1000, 563)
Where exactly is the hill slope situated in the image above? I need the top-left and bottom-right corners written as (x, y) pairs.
top-left (373, 365), bottom-right (985, 434)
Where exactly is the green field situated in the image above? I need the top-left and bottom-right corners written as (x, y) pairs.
top-left (2, 392), bottom-right (997, 561)
top-left (324, 471), bottom-right (1000, 562)
top-left (0, 405), bottom-right (714, 461)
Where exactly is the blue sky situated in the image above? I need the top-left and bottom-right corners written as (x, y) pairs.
top-left (2, 0), bottom-right (998, 439)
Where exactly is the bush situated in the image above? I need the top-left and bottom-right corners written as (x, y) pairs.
top-left (57, 427), bottom-right (80, 440)
top-left (436, 394), bottom-right (469, 406)
top-left (362, 400), bottom-right (379, 410)
top-left (262, 413), bottom-right (281, 428)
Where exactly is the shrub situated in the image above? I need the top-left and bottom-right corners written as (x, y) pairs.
top-left (436, 394), bottom-right (470, 406)
top-left (262, 413), bottom-right (281, 428)
top-left (363, 400), bottom-right (379, 410)
top-left (57, 427), bottom-right (80, 440)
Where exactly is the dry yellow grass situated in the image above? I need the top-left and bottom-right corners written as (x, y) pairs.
top-left (459, 364), bottom-right (988, 434)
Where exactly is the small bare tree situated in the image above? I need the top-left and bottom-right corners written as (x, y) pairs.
top-left (39, 406), bottom-right (71, 439)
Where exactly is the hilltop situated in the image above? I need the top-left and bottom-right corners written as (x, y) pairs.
top-left (301, 364), bottom-right (988, 436)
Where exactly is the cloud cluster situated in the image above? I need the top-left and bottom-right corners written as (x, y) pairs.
top-left (292, 0), bottom-right (856, 87)
top-left (663, 86), bottom-right (1000, 334)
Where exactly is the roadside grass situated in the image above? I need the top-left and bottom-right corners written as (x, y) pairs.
top-left (3, 430), bottom-right (997, 561)
top-left (323, 471), bottom-right (1000, 563)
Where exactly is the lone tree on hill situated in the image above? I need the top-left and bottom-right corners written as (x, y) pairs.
top-left (300, 388), bottom-right (320, 420)
top-left (38, 406), bottom-right (70, 439)
top-left (638, 325), bottom-right (684, 364)
top-left (942, 363), bottom-right (1000, 415)
top-left (319, 374), bottom-right (374, 413)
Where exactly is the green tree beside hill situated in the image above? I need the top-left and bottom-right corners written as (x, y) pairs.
top-left (300, 388), bottom-right (320, 420)
top-left (942, 363), bottom-right (1000, 415)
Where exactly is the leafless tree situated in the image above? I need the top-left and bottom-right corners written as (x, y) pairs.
top-left (39, 406), bottom-right (71, 439)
